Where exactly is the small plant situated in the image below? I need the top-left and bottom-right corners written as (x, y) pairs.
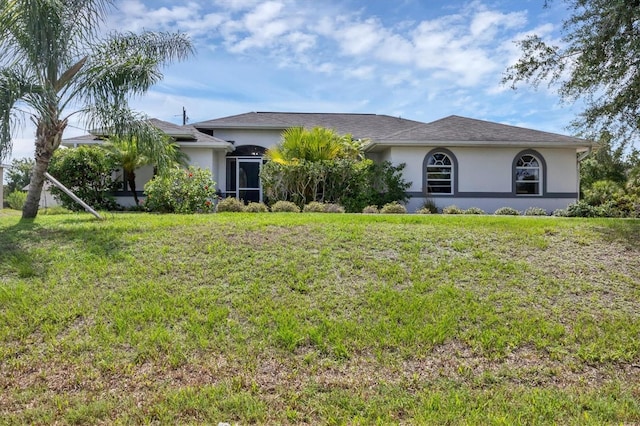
top-left (362, 205), bottom-right (379, 214)
top-left (216, 197), bottom-right (246, 212)
top-left (380, 201), bottom-right (407, 214)
top-left (421, 198), bottom-right (438, 214)
top-left (6, 190), bottom-right (27, 210)
top-left (303, 201), bottom-right (326, 212)
top-left (464, 207), bottom-right (485, 215)
top-left (442, 205), bottom-right (464, 214)
top-left (270, 200), bottom-right (300, 213)
top-left (245, 202), bottom-right (269, 213)
top-left (325, 203), bottom-right (345, 213)
top-left (494, 206), bottom-right (520, 215)
top-left (415, 207), bottom-right (432, 214)
top-left (524, 207), bottom-right (548, 216)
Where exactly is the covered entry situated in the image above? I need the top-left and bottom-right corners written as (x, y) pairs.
top-left (225, 145), bottom-right (266, 203)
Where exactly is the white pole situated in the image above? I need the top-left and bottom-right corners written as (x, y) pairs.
top-left (44, 172), bottom-right (103, 220)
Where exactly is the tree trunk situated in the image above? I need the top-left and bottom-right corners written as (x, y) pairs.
top-left (127, 171), bottom-right (139, 205)
top-left (22, 118), bottom-right (67, 219)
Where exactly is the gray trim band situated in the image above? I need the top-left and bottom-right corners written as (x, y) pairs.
top-left (407, 191), bottom-right (578, 198)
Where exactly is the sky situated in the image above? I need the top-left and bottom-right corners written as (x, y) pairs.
top-left (7, 0), bottom-right (579, 162)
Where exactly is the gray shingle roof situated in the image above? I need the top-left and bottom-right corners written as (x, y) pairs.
top-left (385, 115), bottom-right (588, 144)
top-left (193, 112), bottom-right (425, 139)
top-left (62, 119), bottom-right (232, 149)
top-left (194, 112), bottom-right (592, 149)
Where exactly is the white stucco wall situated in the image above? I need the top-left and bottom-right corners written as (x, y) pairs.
top-left (212, 129), bottom-right (282, 149)
top-left (381, 145), bottom-right (580, 214)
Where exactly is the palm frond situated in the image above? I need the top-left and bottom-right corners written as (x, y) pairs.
top-left (0, 66), bottom-right (39, 161)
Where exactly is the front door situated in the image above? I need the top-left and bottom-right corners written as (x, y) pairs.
top-left (237, 158), bottom-right (262, 203)
top-left (226, 157), bottom-right (262, 203)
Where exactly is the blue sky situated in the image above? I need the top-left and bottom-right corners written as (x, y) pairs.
top-left (9, 0), bottom-right (578, 161)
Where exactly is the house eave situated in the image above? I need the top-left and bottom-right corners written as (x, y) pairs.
top-left (364, 140), bottom-right (595, 153)
top-left (176, 141), bottom-right (235, 152)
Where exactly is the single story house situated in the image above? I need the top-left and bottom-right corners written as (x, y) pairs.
top-left (63, 112), bottom-right (594, 213)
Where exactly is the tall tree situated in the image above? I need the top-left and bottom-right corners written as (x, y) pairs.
top-left (5, 157), bottom-right (34, 193)
top-left (503, 0), bottom-right (640, 146)
top-left (0, 0), bottom-right (193, 218)
top-left (101, 134), bottom-right (188, 205)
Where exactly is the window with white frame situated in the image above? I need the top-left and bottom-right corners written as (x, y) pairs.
top-left (426, 152), bottom-right (453, 194)
top-left (515, 154), bottom-right (541, 195)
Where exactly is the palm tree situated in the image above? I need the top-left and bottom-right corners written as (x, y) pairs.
top-left (266, 127), bottom-right (364, 164)
top-left (0, 0), bottom-right (193, 218)
top-left (102, 134), bottom-right (189, 205)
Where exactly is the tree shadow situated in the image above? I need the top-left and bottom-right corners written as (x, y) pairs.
top-left (0, 216), bottom-right (130, 280)
top-left (592, 219), bottom-right (640, 250)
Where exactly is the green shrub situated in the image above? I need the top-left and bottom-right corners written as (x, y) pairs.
top-left (524, 207), bottom-right (548, 216)
top-left (566, 200), bottom-right (599, 217)
top-left (270, 200), bottom-right (300, 213)
top-left (494, 207), bottom-right (520, 215)
top-left (324, 203), bottom-right (345, 213)
top-left (245, 202), bottom-right (268, 213)
top-left (48, 145), bottom-right (120, 211)
top-left (415, 207), bottom-right (432, 214)
top-left (464, 207), bottom-right (485, 215)
top-left (583, 180), bottom-right (624, 206)
top-left (216, 197), bottom-right (246, 212)
top-left (144, 166), bottom-right (217, 213)
top-left (6, 190), bottom-right (27, 210)
top-left (442, 205), bottom-right (464, 214)
top-left (380, 201), bottom-right (407, 214)
top-left (553, 208), bottom-right (569, 217)
top-left (303, 201), bottom-right (326, 212)
top-left (362, 205), bottom-right (379, 214)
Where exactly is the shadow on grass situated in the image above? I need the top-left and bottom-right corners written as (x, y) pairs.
top-left (593, 219), bottom-right (640, 249)
top-left (0, 216), bottom-right (130, 279)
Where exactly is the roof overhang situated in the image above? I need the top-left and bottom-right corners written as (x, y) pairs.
top-left (364, 139), bottom-right (596, 153)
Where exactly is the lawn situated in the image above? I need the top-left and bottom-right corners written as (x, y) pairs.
top-left (0, 211), bottom-right (639, 424)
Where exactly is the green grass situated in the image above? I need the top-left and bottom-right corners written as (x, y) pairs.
top-left (1, 212), bottom-right (639, 424)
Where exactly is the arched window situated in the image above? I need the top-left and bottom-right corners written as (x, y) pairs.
top-left (515, 152), bottom-right (542, 195)
top-left (426, 151), bottom-right (454, 195)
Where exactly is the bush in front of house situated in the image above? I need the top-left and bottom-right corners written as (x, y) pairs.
top-left (494, 206), bottom-right (520, 215)
top-left (524, 207), bottom-right (548, 216)
top-left (442, 205), bottom-right (464, 214)
top-left (553, 208), bottom-right (569, 217)
top-left (415, 207), bottom-right (432, 214)
top-left (144, 166), bottom-right (217, 213)
top-left (216, 197), bottom-right (246, 212)
top-left (324, 203), bottom-right (345, 213)
top-left (362, 205), bottom-right (379, 214)
top-left (464, 207), bottom-right (485, 215)
top-left (380, 201), bottom-right (407, 214)
top-left (48, 145), bottom-right (120, 211)
top-left (270, 200), bottom-right (300, 213)
top-left (245, 202), bottom-right (269, 213)
top-left (6, 190), bottom-right (27, 210)
top-left (303, 201), bottom-right (326, 212)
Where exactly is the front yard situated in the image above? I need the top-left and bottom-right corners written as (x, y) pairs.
top-left (1, 212), bottom-right (639, 424)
